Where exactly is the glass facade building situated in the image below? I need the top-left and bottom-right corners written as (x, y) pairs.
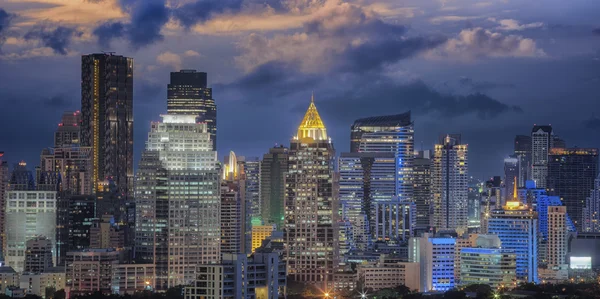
top-left (409, 233), bottom-right (455, 292)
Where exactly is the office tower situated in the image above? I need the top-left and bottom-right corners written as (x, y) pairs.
top-left (338, 152), bottom-right (396, 250)
top-left (487, 199), bottom-right (538, 283)
top-left (67, 195), bottom-right (96, 252)
top-left (547, 148), bottom-right (599, 231)
top-left (583, 175), bottom-right (600, 232)
top-left (221, 183), bottom-right (242, 254)
top-left (531, 125), bottom-right (553, 189)
top-left (260, 145), bottom-right (288, 229)
top-left (24, 237), bottom-right (53, 273)
top-left (285, 96), bottom-right (336, 287)
top-left (9, 161), bottom-right (35, 191)
top-left (167, 70), bottom-right (217, 150)
top-left (432, 135), bottom-right (468, 233)
top-left (467, 178), bottom-right (482, 231)
top-left (222, 151), bottom-right (239, 181)
top-left (244, 157), bottom-right (260, 223)
top-left (543, 206), bottom-right (568, 281)
top-left (459, 235), bottom-right (516, 289)
top-left (90, 215), bottom-right (125, 249)
top-left (373, 198), bottom-right (415, 241)
top-left (414, 150), bottom-right (432, 234)
top-left (54, 111), bottom-right (82, 147)
top-left (65, 248), bottom-right (120, 295)
top-left (135, 114), bottom-right (219, 290)
top-left (514, 135), bottom-right (532, 188)
top-left (409, 233), bottom-right (456, 292)
top-left (40, 147), bottom-right (93, 195)
top-left (81, 53), bottom-right (134, 196)
top-left (5, 190), bottom-right (57, 272)
top-left (0, 153), bottom-right (8, 257)
top-left (186, 250), bottom-right (286, 299)
top-left (350, 112), bottom-right (414, 202)
top-left (251, 225), bottom-right (274, 253)
top-left (504, 157), bottom-right (519, 201)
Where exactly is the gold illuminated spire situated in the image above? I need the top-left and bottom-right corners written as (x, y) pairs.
top-left (297, 94), bottom-right (327, 141)
top-left (505, 176), bottom-right (524, 210)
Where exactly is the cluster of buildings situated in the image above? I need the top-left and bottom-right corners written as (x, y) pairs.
top-left (0, 52), bottom-right (600, 298)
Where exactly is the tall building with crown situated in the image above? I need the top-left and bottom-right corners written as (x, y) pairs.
top-left (531, 125), bottom-right (553, 189)
top-left (285, 95), bottom-right (337, 289)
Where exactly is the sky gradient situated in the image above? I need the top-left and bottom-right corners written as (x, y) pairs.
top-left (0, 0), bottom-right (599, 179)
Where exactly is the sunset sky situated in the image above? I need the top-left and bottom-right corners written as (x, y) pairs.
top-left (1, 0), bottom-right (599, 178)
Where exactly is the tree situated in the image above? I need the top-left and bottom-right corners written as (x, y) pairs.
top-left (165, 286), bottom-right (184, 299)
top-left (443, 290), bottom-right (467, 299)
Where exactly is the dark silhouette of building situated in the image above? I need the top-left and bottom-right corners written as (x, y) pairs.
top-left (167, 70), bottom-right (217, 150)
top-left (260, 145), bottom-right (288, 229)
top-left (514, 135), bottom-right (532, 188)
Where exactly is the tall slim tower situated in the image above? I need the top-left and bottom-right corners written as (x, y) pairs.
top-left (547, 147), bottom-right (599, 231)
top-left (504, 157), bottom-right (519, 201)
top-left (531, 125), bottom-right (553, 189)
top-left (285, 96), bottom-right (336, 288)
top-left (260, 146), bottom-right (288, 229)
top-left (432, 135), bottom-right (468, 233)
top-left (514, 135), bottom-right (532, 188)
top-left (0, 152), bottom-right (8, 258)
top-left (81, 53), bottom-right (134, 197)
top-left (583, 174), bottom-right (600, 232)
top-left (414, 150), bottom-right (432, 234)
top-left (135, 114), bottom-right (220, 290)
top-left (167, 70), bottom-right (217, 151)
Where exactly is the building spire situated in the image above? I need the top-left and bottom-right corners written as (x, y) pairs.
top-left (513, 176), bottom-right (518, 200)
top-left (296, 94), bottom-right (327, 141)
top-left (311, 91), bottom-right (315, 103)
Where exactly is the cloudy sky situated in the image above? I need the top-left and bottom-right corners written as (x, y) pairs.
top-left (0, 0), bottom-right (599, 179)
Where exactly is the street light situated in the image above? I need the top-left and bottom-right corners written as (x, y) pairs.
top-left (324, 293), bottom-right (330, 298)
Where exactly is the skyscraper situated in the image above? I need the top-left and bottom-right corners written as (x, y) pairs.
top-left (414, 150), bottom-right (432, 234)
top-left (504, 157), bottom-right (519, 201)
top-left (432, 135), bottom-right (468, 233)
top-left (220, 182), bottom-right (242, 254)
top-left (350, 112), bottom-right (414, 202)
top-left (260, 145), bottom-right (288, 229)
top-left (167, 70), bottom-right (217, 150)
top-left (531, 125), bottom-right (553, 189)
top-left (514, 135), bottom-right (532, 188)
top-left (409, 233), bottom-right (456, 292)
top-left (0, 152), bottom-right (9, 257)
top-left (54, 111), bottom-right (82, 147)
top-left (81, 53), bottom-right (134, 197)
top-left (488, 199), bottom-right (538, 283)
top-left (547, 147), bottom-right (598, 231)
top-left (135, 114), bottom-right (220, 289)
top-left (583, 174), bottom-right (600, 233)
top-left (544, 206), bottom-right (568, 281)
top-left (285, 96), bottom-right (336, 288)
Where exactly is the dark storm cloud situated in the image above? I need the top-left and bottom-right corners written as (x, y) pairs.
top-left (459, 76), bottom-right (515, 92)
top-left (93, 0), bottom-right (169, 48)
top-left (172, 0), bottom-right (244, 28)
top-left (593, 28), bottom-right (600, 36)
top-left (0, 8), bottom-right (15, 50)
top-left (24, 25), bottom-right (82, 55)
top-left (583, 116), bottom-right (600, 129)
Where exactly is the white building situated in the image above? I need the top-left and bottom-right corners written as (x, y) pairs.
top-left (409, 233), bottom-right (455, 292)
top-left (0, 267), bottom-right (19, 292)
top-left (432, 135), bottom-right (468, 233)
top-left (135, 114), bottom-right (220, 290)
top-left (358, 256), bottom-right (420, 292)
top-left (111, 264), bottom-right (155, 295)
top-left (531, 125), bottom-right (553, 189)
top-left (65, 248), bottom-right (120, 295)
top-left (540, 206), bottom-right (568, 281)
top-left (5, 190), bottom-right (56, 273)
top-left (459, 235), bottom-right (516, 289)
top-left (20, 270), bottom-right (65, 298)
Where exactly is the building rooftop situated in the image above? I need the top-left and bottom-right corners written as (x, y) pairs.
top-left (352, 111), bottom-right (411, 128)
top-left (532, 125), bottom-right (552, 133)
top-left (0, 266), bottom-right (16, 274)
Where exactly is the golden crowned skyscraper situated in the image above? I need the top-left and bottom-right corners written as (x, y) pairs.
top-left (285, 95), bottom-right (337, 289)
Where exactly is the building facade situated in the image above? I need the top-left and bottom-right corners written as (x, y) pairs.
top-left (220, 183), bottom-right (242, 254)
top-left (285, 97), bottom-right (337, 287)
top-left (432, 135), bottom-right (468, 233)
top-left (531, 125), bottom-right (553, 189)
top-left (504, 157), bottom-right (519, 201)
top-left (111, 264), bottom-right (155, 295)
top-left (358, 256), bottom-right (420, 291)
top-left (260, 146), bottom-right (288, 229)
top-left (409, 234), bottom-right (456, 292)
top-left (414, 150), bottom-right (432, 234)
top-left (5, 190), bottom-right (57, 273)
top-left (65, 249), bottom-right (120, 295)
top-left (24, 237), bottom-right (54, 273)
top-left (167, 70), bottom-right (217, 150)
top-left (81, 53), bottom-right (134, 197)
top-left (547, 147), bottom-right (599, 231)
top-left (135, 114), bottom-right (220, 290)
top-left (373, 198), bottom-right (415, 242)
top-left (460, 247), bottom-right (516, 289)
top-left (583, 174), bottom-right (600, 232)
top-left (514, 135), bottom-right (532, 188)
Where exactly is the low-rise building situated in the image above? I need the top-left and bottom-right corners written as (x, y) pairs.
top-left (111, 264), bottom-right (155, 295)
top-left (0, 267), bottom-right (19, 293)
top-left (20, 269), bottom-right (66, 298)
top-left (65, 248), bottom-right (120, 295)
top-left (251, 225), bottom-right (274, 253)
top-left (333, 270), bottom-right (357, 292)
top-left (358, 255), bottom-right (420, 292)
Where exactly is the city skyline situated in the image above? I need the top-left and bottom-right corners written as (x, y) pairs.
top-left (1, 1), bottom-right (600, 179)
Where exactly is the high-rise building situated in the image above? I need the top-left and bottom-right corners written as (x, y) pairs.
top-left (432, 135), bottom-right (468, 233)
top-left (65, 248), bottom-right (120, 295)
top-left (414, 150), bottom-right (432, 234)
top-left (54, 111), bottom-right (82, 147)
top-left (487, 199), bottom-right (538, 283)
top-left (260, 146), bottom-right (288, 229)
top-left (504, 157), bottom-right (519, 201)
top-left (583, 174), bottom-right (600, 232)
top-left (409, 233), bottom-right (456, 292)
top-left (514, 135), bottom-right (532, 188)
top-left (24, 237), bottom-right (54, 273)
top-left (459, 235), bottom-right (516, 289)
top-left (338, 152), bottom-right (396, 250)
top-left (350, 112), bottom-right (414, 202)
top-left (9, 161), bottom-right (35, 191)
top-left (81, 53), bottom-right (134, 197)
top-left (373, 198), bottom-right (415, 242)
top-left (0, 152), bottom-right (9, 257)
top-left (221, 183), bottom-right (242, 254)
top-left (243, 157), bottom-right (260, 224)
top-left (40, 147), bottom-right (93, 195)
top-left (68, 195), bottom-right (96, 252)
top-left (467, 178), bottom-right (482, 231)
top-left (135, 114), bottom-right (220, 290)
top-left (167, 70), bottom-right (217, 150)
top-left (547, 148), bottom-right (599, 231)
top-left (5, 190), bottom-right (57, 273)
top-left (251, 225), bottom-right (274, 253)
top-left (90, 215), bottom-right (125, 250)
top-left (543, 206), bottom-right (568, 281)
top-left (285, 96), bottom-right (337, 287)
top-left (531, 125), bottom-right (553, 189)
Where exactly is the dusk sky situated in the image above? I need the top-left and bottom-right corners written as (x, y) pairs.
top-left (0, 0), bottom-right (599, 179)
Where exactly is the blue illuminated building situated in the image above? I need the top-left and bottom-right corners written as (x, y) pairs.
top-left (409, 233), bottom-right (455, 292)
